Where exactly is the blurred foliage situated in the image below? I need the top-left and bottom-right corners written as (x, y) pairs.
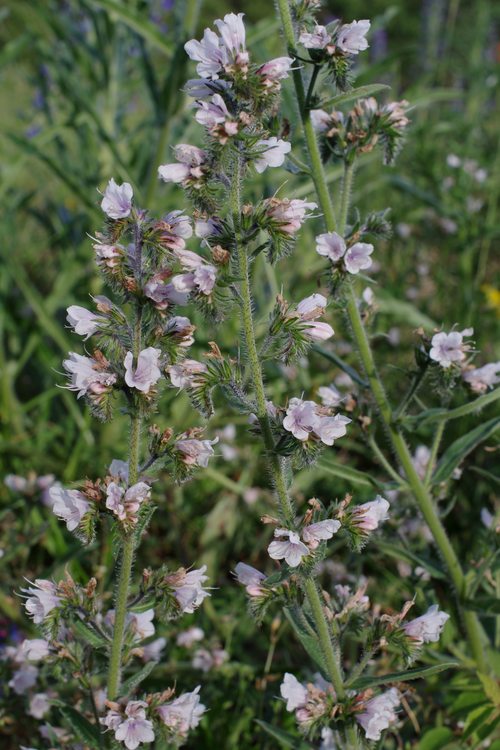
top-left (0, 0), bottom-right (499, 748)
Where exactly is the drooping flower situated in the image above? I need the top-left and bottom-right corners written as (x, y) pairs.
top-left (94, 241), bottom-right (122, 270)
top-left (157, 686), bottom-right (206, 737)
top-left (141, 637), bottom-right (167, 663)
top-left (168, 359), bottom-right (207, 389)
top-left (280, 673), bottom-right (308, 711)
top-left (295, 293), bottom-right (334, 342)
top-left (176, 438), bottom-right (218, 468)
top-left (170, 566), bottom-right (210, 613)
top-left (156, 210), bottom-right (193, 251)
top-left (48, 486), bottom-right (90, 532)
top-left (315, 414), bottom-right (351, 446)
top-left (353, 496), bottom-right (390, 532)
top-left (124, 348), bottom-right (162, 393)
top-left (336, 20), bottom-right (370, 54)
top-left (66, 306), bottom-right (102, 339)
top-left (254, 137), bottom-right (292, 173)
top-left (129, 609), bottom-right (156, 641)
top-left (317, 384), bottom-right (343, 407)
top-left (63, 352), bottom-right (117, 399)
top-left (299, 25), bottom-right (331, 49)
top-left (233, 562), bottom-right (266, 596)
top-left (114, 701), bottom-right (155, 750)
top-left (257, 57), bottom-right (293, 88)
top-left (264, 198), bottom-right (317, 235)
top-left (195, 94), bottom-right (238, 141)
top-left (343, 242), bottom-right (374, 274)
top-left (356, 688), bottom-right (400, 741)
top-left (21, 639), bottom-right (50, 661)
top-left (429, 328), bottom-right (474, 368)
top-left (100, 178), bottom-right (133, 219)
top-left (21, 579), bottom-right (61, 624)
top-left (302, 520), bottom-right (341, 549)
top-left (316, 232), bottom-right (346, 262)
top-left (158, 145), bottom-right (207, 187)
top-left (463, 361), bottom-right (500, 393)
top-left (403, 604), bottom-right (449, 644)
top-left (268, 529), bottom-right (309, 567)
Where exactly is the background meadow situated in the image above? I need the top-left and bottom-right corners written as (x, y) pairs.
top-left (1, 1), bottom-right (499, 748)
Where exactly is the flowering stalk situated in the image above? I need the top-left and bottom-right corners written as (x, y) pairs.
top-left (275, 0), bottom-right (486, 673)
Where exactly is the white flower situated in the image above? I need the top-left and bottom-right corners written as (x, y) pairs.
top-left (318, 384), bottom-right (343, 407)
top-left (21, 639), bottom-right (50, 661)
top-left (48, 486), bottom-right (89, 531)
top-left (412, 445), bottom-right (431, 480)
top-left (354, 496), bottom-right (390, 532)
top-left (29, 693), bottom-right (51, 719)
top-left (114, 701), bottom-right (155, 750)
top-left (215, 12), bottom-right (247, 64)
top-left (101, 178), bottom-right (133, 219)
top-left (21, 579), bottom-right (61, 624)
top-left (106, 481), bottom-right (150, 525)
top-left (184, 28), bottom-right (225, 79)
top-left (234, 562), bottom-right (266, 596)
top-left (254, 137), bottom-right (291, 173)
top-left (315, 414), bottom-right (351, 445)
top-left (130, 609), bottom-right (155, 641)
top-left (268, 529), bottom-right (309, 567)
top-left (463, 362), bottom-right (500, 393)
top-left (158, 144), bottom-right (207, 185)
top-left (299, 25), bottom-right (331, 49)
top-left (176, 627), bottom-right (205, 648)
top-left (280, 673), bottom-right (308, 711)
top-left (356, 688), bottom-right (400, 741)
top-left (171, 566), bottom-right (210, 613)
top-left (265, 198), bottom-right (317, 234)
top-left (336, 20), bottom-right (370, 54)
top-left (66, 306), bottom-right (101, 339)
top-left (168, 359), bottom-right (207, 389)
top-left (176, 438), bottom-right (217, 468)
top-left (124, 347), bottom-right (162, 393)
top-left (109, 459), bottom-right (129, 482)
top-left (63, 352), bottom-right (116, 398)
top-left (140, 637), bottom-right (166, 662)
top-left (283, 398), bottom-right (321, 441)
top-left (297, 293), bottom-right (327, 319)
top-left (195, 94), bottom-right (235, 132)
top-left (194, 264), bottom-right (217, 295)
top-left (258, 57), bottom-right (293, 82)
top-left (9, 664), bottom-right (38, 695)
top-left (403, 604), bottom-right (450, 644)
top-left (316, 232), bottom-right (346, 261)
top-left (302, 520), bottom-right (341, 549)
top-left (157, 686), bottom-right (206, 737)
top-left (429, 328), bottom-right (473, 368)
top-left (344, 242), bottom-right (374, 274)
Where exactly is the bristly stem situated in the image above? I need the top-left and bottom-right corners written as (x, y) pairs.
top-left (231, 153), bottom-right (360, 748)
top-left (275, 0), bottom-right (486, 674)
top-left (106, 234), bottom-right (143, 701)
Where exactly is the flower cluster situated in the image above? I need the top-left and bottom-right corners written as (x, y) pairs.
top-left (316, 231), bottom-right (374, 276)
top-left (268, 520), bottom-right (340, 567)
top-left (283, 397), bottom-right (351, 447)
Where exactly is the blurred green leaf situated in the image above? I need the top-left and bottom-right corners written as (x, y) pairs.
top-left (349, 662), bottom-right (458, 690)
top-left (417, 727), bottom-right (454, 750)
top-left (433, 417), bottom-right (500, 483)
top-left (88, 0), bottom-right (173, 57)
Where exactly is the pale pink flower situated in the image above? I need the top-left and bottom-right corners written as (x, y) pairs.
top-left (130, 609), bottom-right (155, 641)
top-left (192, 647), bottom-right (228, 672)
top-left (254, 137), bottom-right (291, 173)
top-left (257, 57), bottom-right (293, 82)
top-left (165, 316), bottom-right (195, 347)
top-left (344, 242), bottom-right (374, 274)
top-left (106, 481), bottom-right (150, 525)
top-left (168, 359), bottom-right (207, 389)
top-left (109, 459), bottom-right (129, 482)
top-left (356, 688), bottom-right (400, 741)
top-left (280, 673), bottom-right (308, 711)
top-left (214, 13), bottom-right (247, 65)
top-left (114, 701), bottom-right (155, 750)
top-left (176, 438), bottom-right (218, 468)
top-left (316, 232), bottom-right (346, 262)
top-left (66, 306), bottom-right (101, 339)
top-left (171, 566), bottom-right (210, 613)
top-left (429, 328), bottom-right (473, 368)
top-left (29, 693), bottom-right (51, 719)
top-left (158, 144), bottom-right (207, 185)
top-left (100, 178), bottom-right (133, 219)
top-left (302, 321), bottom-right (335, 342)
top-left (139, 637), bottom-right (166, 663)
top-left (412, 446), bottom-right (431, 480)
top-left (157, 686), bottom-right (206, 737)
top-left (463, 362), bottom-right (500, 393)
top-left (176, 627), bottom-right (205, 648)
top-left (234, 562), bottom-right (266, 596)
top-left (63, 353), bottom-right (116, 398)
top-left (283, 398), bottom-right (321, 441)
top-left (49, 486), bottom-right (90, 532)
top-left (383, 100), bottom-right (410, 130)
top-left (302, 519), bottom-right (341, 549)
top-left (315, 414), bottom-right (351, 445)
top-left (9, 665), bottom-right (38, 695)
top-left (297, 293), bottom-right (327, 319)
top-left (265, 198), bottom-right (317, 234)
top-left (317, 384), bottom-right (343, 407)
top-left (184, 28), bottom-right (225, 79)
top-left (299, 25), bottom-right (331, 49)
top-left (94, 242), bottom-right (122, 269)
top-left (403, 604), bottom-right (449, 644)
top-left (173, 247), bottom-right (204, 270)
top-left (21, 639), bottom-right (50, 661)
top-left (354, 496), bottom-right (390, 532)
top-left (21, 579), bottom-right (61, 624)
top-left (124, 347), bottom-right (162, 392)
top-left (268, 529), bottom-right (309, 567)
top-left (195, 94), bottom-right (235, 133)
top-left (158, 210), bottom-right (193, 250)
top-left (336, 20), bottom-right (370, 54)
top-left (194, 264), bottom-right (217, 295)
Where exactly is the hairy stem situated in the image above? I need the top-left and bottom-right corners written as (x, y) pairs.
top-left (275, 0), bottom-right (486, 673)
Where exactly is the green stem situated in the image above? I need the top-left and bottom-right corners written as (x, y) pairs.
top-left (275, 0), bottom-right (486, 674)
top-left (338, 162), bottom-right (355, 236)
top-left (424, 420), bottom-right (445, 487)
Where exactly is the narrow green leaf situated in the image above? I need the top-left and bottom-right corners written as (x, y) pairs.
top-left (121, 661), bottom-right (157, 696)
top-left (89, 0), bottom-right (173, 57)
top-left (73, 619), bottom-right (109, 648)
top-left (433, 417), bottom-right (500, 484)
top-left (255, 720), bottom-right (312, 749)
top-left (312, 344), bottom-right (368, 388)
top-left (377, 541), bottom-right (446, 580)
top-left (461, 705), bottom-right (494, 741)
top-left (417, 727), bottom-right (454, 750)
top-left (406, 388), bottom-right (500, 427)
top-left (58, 704), bottom-right (102, 748)
top-left (376, 294), bottom-right (437, 329)
top-left (319, 84), bottom-right (391, 109)
top-left (283, 606), bottom-right (327, 678)
top-left (463, 597), bottom-right (500, 616)
top-left (316, 458), bottom-right (379, 488)
top-left (349, 662), bottom-right (458, 690)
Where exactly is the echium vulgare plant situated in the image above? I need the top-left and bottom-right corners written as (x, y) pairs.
top-left (11, 149), bottom-right (220, 745)
top-left (151, 7), bottom-right (490, 748)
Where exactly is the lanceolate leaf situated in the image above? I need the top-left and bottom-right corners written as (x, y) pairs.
top-left (255, 720), bottom-right (313, 749)
top-left (417, 727), bottom-right (455, 750)
top-left (88, 0), bottom-right (173, 57)
top-left (319, 84), bottom-right (391, 110)
top-left (348, 662), bottom-right (458, 690)
top-left (432, 417), bottom-right (500, 484)
top-left (121, 661), bottom-right (157, 696)
top-left (57, 704), bottom-right (102, 748)
top-left (284, 606), bottom-right (328, 678)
